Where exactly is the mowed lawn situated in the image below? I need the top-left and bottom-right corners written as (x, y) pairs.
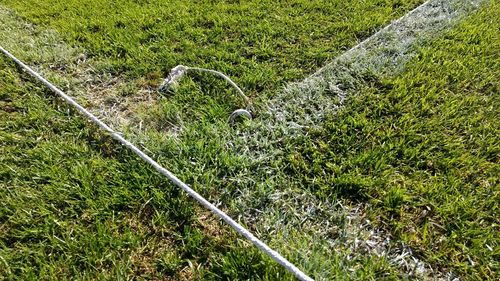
top-left (1, 1), bottom-right (425, 280)
top-left (288, 2), bottom-right (499, 278)
top-left (0, 56), bottom-right (294, 279)
top-left (1, 0), bottom-right (422, 92)
top-left (1, 0), bottom-right (499, 280)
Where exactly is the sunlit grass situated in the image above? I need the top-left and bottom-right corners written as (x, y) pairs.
top-left (1, 0), bottom-right (498, 280)
top-left (288, 2), bottom-right (499, 278)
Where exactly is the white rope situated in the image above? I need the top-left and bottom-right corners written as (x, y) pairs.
top-left (159, 64), bottom-right (249, 104)
top-left (0, 45), bottom-right (314, 281)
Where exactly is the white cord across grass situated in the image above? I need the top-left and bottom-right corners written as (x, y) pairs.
top-left (0, 45), bottom-right (314, 281)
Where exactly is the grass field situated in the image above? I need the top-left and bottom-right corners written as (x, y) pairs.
top-left (288, 3), bottom-right (499, 278)
top-left (0, 0), bottom-right (422, 132)
top-left (1, 0), bottom-right (499, 280)
top-left (0, 56), bottom-right (296, 279)
top-left (0, 0), bottom-right (421, 83)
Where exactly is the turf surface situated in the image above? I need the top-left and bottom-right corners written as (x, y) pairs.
top-left (0, 1), bottom-right (427, 279)
top-left (0, 57), bottom-right (294, 279)
top-left (1, 0), bottom-right (498, 280)
top-left (288, 2), bottom-right (499, 278)
top-left (0, 0), bottom-right (423, 133)
top-left (0, 0), bottom-right (421, 89)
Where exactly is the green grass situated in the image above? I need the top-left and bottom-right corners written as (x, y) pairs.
top-left (287, 2), bottom-right (499, 278)
top-left (0, 0), bottom-right (423, 130)
top-left (0, 1), bottom-right (427, 279)
top-left (0, 0), bottom-right (421, 86)
top-left (1, 0), bottom-right (499, 280)
top-left (0, 57), bottom-right (295, 280)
